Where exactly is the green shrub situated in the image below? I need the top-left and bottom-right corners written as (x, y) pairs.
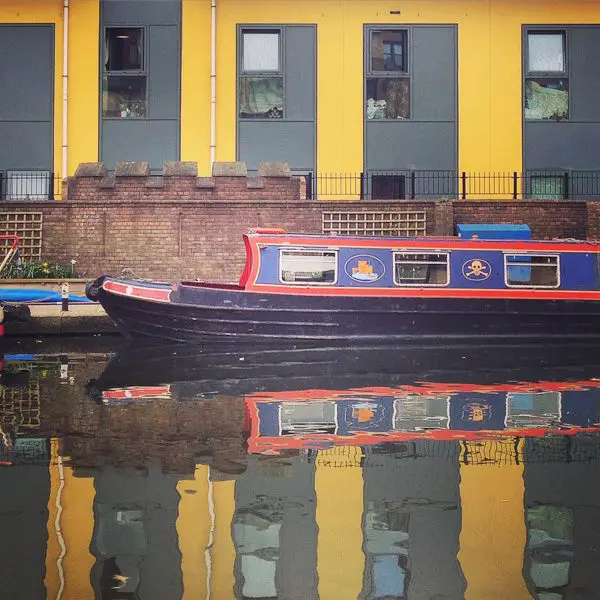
top-left (2, 260), bottom-right (74, 279)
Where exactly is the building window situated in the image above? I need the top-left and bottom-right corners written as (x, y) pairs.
top-left (369, 174), bottom-right (406, 199)
top-left (239, 29), bottom-right (283, 119)
top-left (525, 31), bottom-right (568, 120)
top-left (102, 27), bottom-right (147, 118)
top-left (366, 29), bottom-right (410, 120)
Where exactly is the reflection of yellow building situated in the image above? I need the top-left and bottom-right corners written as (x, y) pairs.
top-left (41, 438), bottom-right (542, 599)
top-left (458, 439), bottom-right (530, 600)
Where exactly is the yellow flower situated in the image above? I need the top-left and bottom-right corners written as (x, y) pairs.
top-left (43, 269), bottom-right (49, 274)
top-left (42, 262), bottom-right (48, 267)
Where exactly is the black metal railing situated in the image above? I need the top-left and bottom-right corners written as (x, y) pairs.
top-left (302, 171), bottom-right (600, 201)
top-left (0, 171), bottom-right (62, 201)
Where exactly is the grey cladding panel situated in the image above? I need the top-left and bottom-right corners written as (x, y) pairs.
top-left (148, 26), bottom-right (180, 119)
top-left (569, 27), bottom-right (600, 122)
top-left (101, 120), bottom-right (179, 170)
top-left (285, 26), bottom-right (316, 121)
top-left (525, 122), bottom-right (600, 170)
top-left (0, 123), bottom-right (53, 171)
top-left (239, 122), bottom-right (314, 171)
top-left (0, 25), bottom-right (53, 121)
top-left (101, 0), bottom-right (180, 25)
top-left (411, 26), bottom-right (456, 122)
top-left (365, 122), bottom-right (456, 171)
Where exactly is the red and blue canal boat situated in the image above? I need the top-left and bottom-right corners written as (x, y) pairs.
top-left (86, 228), bottom-right (600, 344)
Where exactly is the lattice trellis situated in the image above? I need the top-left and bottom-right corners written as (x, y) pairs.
top-left (0, 212), bottom-right (43, 261)
top-left (322, 211), bottom-right (427, 237)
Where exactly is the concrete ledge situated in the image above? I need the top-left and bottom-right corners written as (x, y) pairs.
top-left (145, 176), bottom-right (164, 189)
top-left (197, 177), bottom-right (216, 189)
top-left (258, 162), bottom-right (292, 178)
top-left (115, 161), bottom-right (150, 177)
top-left (75, 162), bottom-right (107, 178)
top-left (247, 176), bottom-right (265, 189)
top-left (212, 162), bottom-right (248, 177)
top-left (163, 161), bottom-right (198, 177)
top-left (99, 176), bottom-right (116, 189)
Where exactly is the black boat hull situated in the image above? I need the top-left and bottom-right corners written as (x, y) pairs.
top-left (91, 276), bottom-right (600, 344)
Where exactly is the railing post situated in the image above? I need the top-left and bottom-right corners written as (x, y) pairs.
top-left (305, 172), bottom-right (313, 200)
top-left (360, 172), bottom-right (365, 200)
top-left (49, 172), bottom-right (55, 201)
top-left (410, 171), bottom-right (416, 200)
top-left (461, 172), bottom-right (467, 200)
top-left (563, 171), bottom-right (569, 200)
top-left (513, 171), bottom-right (518, 200)
top-left (0, 171), bottom-right (4, 201)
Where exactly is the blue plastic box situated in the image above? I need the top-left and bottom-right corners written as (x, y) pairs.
top-left (456, 223), bottom-right (531, 240)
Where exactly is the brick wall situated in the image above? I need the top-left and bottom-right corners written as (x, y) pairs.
top-left (0, 160), bottom-right (596, 283)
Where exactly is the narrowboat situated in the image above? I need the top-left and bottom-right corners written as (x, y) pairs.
top-left (86, 228), bottom-right (600, 344)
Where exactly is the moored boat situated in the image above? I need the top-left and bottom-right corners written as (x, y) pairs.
top-left (86, 228), bottom-right (600, 344)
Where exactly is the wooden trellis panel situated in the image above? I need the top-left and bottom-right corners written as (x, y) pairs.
top-left (0, 212), bottom-right (43, 261)
top-left (322, 211), bottom-right (427, 237)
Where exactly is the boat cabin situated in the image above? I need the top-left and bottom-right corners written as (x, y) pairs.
top-left (239, 228), bottom-right (600, 294)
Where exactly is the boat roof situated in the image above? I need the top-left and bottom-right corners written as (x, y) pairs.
top-left (246, 228), bottom-right (598, 246)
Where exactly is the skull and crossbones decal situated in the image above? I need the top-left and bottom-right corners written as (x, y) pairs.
top-left (462, 258), bottom-right (491, 281)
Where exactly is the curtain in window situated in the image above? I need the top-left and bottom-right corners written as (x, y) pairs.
top-left (243, 33), bottom-right (279, 71)
top-left (528, 34), bottom-right (564, 72)
top-left (239, 77), bottom-right (283, 118)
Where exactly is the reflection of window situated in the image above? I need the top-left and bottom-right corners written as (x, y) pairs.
top-left (103, 27), bottom-right (146, 118)
top-left (394, 252), bottom-right (449, 286)
top-left (363, 501), bottom-right (410, 600)
top-left (525, 505), bottom-right (574, 597)
top-left (240, 29), bottom-right (283, 119)
top-left (280, 402), bottom-right (336, 435)
top-left (504, 254), bottom-right (559, 288)
top-left (367, 28), bottom-right (410, 120)
top-left (525, 31), bottom-right (568, 120)
top-left (280, 249), bottom-right (338, 284)
top-left (371, 30), bottom-right (407, 72)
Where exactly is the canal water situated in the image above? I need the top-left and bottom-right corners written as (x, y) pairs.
top-left (2, 337), bottom-right (600, 600)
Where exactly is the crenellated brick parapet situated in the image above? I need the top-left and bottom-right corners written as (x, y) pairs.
top-left (67, 160), bottom-right (302, 203)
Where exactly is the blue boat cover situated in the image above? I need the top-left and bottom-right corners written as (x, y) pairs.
top-left (0, 288), bottom-right (92, 303)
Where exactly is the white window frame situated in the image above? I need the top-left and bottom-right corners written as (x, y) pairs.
top-left (392, 250), bottom-right (450, 287)
top-left (279, 248), bottom-right (339, 286)
top-left (503, 253), bottom-right (561, 289)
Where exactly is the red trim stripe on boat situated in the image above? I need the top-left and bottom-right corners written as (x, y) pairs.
top-left (103, 280), bottom-right (172, 303)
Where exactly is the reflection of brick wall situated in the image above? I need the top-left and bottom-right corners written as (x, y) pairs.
top-left (0, 160), bottom-right (594, 283)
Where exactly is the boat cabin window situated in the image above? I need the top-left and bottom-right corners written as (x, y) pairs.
top-left (393, 252), bottom-right (449, 286)
top-left (280, 249), bottom-right (338, 285)
top-left (504, 254), bottom-right (560, 288)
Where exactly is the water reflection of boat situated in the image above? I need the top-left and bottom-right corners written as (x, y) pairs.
top-left (91, 340), bottom-right (600, 399)
top-left (246, 382), bottom-right (600, 454)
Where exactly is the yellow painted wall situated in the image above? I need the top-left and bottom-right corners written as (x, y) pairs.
top-left (458, 439), bottom-right (530, 600)
top-left (212, 0), bottom-right (600, 178)
top-left (0, 0), bottom-right (63, 179)
top-left (68, 0), bottom-right (100, 175)
top-left (176, 465), bottom-right (211, 600)
top-left (45, 440), bottom-right (95, 599)
top-left (182, 0), bottom-right (213, 174)
top-left (315, 448), bottom-right (365, 600)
